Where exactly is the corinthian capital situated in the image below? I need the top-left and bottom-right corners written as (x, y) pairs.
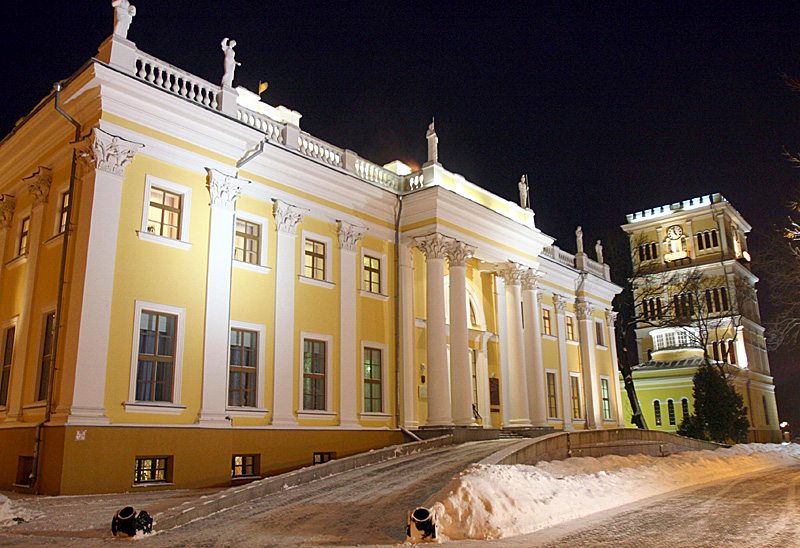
top-left (273, 199), bottom-right (305, 235)
top-left (495, 261), bottom-right (527, 286)
top-left (0, 195), bottom-right (15, 230)
top-left (553, 294), bottom-right (566, 314)
top-left (577, 301), bottom-right (595, 321)
top-left (521, 268), bottom-right (543, 291)
top-left (74, 127), bottom-right (143, 177)
top-left (337, 220), bottom-right (366, 252)
top-left (205, 168), bottom-right (245, 210)
top-left (606, 310), bottom-right (618, 325)
top-left (24, 167), bottom-right (52, 206)
top-left (446, 240), bottom-right (475, 267)
top-left (415, 233), bottom-right (451, 260)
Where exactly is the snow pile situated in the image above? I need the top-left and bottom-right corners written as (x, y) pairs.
top-left (0, 494), bottom-right (39, 527)
top-left (429, 443), bottom-right (800, 540)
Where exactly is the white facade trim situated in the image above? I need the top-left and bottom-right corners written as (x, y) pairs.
top-left (229, 319), bottom-right (268, 412)
top-left (138, 174), bottom-right (193, 248)
top-left (234, 209), bottom-right (270, 268)
top-left (360, 340), bottom-right (390, 416)
top-left (298, 331), bottom-right (335, 414)
top-left (301, 230), bottom-right (334, 282)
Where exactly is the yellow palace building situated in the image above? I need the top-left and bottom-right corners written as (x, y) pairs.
top-left (622, 195), bottom-right (780, 442)
top-left (0, 7), bottom-right (622, 495)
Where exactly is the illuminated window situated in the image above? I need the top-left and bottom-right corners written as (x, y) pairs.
top-left (542, 308), bottom-right (552, 335)
top-left (654, 400), bottom-right (662, 426)
top-left (234, 219), bottom-right (260, 265)
top-left (0, 326), bottom-right (15, 406)
top-left (37, 313), bottom-right (56, 402)
top-left (595, 320), bottom-right (605, 346)
top-left (566, 316), bottom-right (576, 341)
top-left (229, 329), bottom-right (257, 407)
top-left (313, 452), bottom-right (334, 465)
top-left (232, 454), bottom-right (257, 477)
top-left (134, 457), bottom-right (170, 484)
top-left (135, 311), bottom-right (176, 402)
top-left (668, 399), bottom-right (676, 426)
top-left (303, 339), bottom-right (326, 410)
top-left (363, 255), bottom-right (381, 294)
top-left (17, 216), bottom-right (30, 256)
top-left (304, 239), bottom-right (326, 281)
top-left (147, 187), bottom-right (182, 239)
top-left (546, 372), bottom-right (558, 418)
top-left (363, 347), bottom-right (382, 413)
top-left (601, 378), bottom-right (612, 420)
top-left (569, 375), bottom-right (582, 419)
top-left (58, 190), bottom-right (70, 234)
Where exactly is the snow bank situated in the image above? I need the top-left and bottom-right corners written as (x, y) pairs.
top-left (0, 494), bottom-right (39, 527)
top-left (429, 443), bottom-right (800, 540)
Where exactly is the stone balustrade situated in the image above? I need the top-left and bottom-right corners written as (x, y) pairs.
top-left (354, 158), bottom-right (401, 191)
top-left (297, 132), bottom-right (344, 168)
top-left (134, 51), bottom-right (218, 109)
top-left (236, 108), bottom-right (284, 144)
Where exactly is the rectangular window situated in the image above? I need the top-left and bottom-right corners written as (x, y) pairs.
top-left (363, 347), bottom-right (382, 413)
top-left (542, 309), bottom-right (552, 336)
top-left (234, 219), bottom-right (260, 264)
top-left (601, 378), bottom-right (612, 420)
top-left (546, 372), bottom-right (558, 418)
top-left (304, 239), bottom-right (326, 280)
top-left (654, 401), bottom-right (662, 427)
top-left (135, 311), bottom-right (176, 402)
top-left (303, 339), bottom-right (326, 410)
top-left (313, 452), bottom-right (335, 465)
top-left (18, 216), bottom-right (30, 256)
top-left (229, 328), bottom-right (258, 407)
top-left (37, 313), bottom-right (56, 401)
top-left (595, 321), bottom-right (605, 346)
top-left (682, 398), bottom-right (690, 421)
top-left (667, 400), bottom-right (676, 426)
top-left (58, 191), bottom-right (71, 234)
top-left (134, 457), bottom-right (169, 484)
top-left (570, 375), bottom-right (582, 419)
top-left (566, 316), bottom-right (576, 341)
top-left (147, 187), bottom-right (182, 239)
top-left (0, 327), bottom-right (14, 406)
top-left (363, 255), bottom-right (381, 294)
top-left (232, 454), bottom-right (257, 477)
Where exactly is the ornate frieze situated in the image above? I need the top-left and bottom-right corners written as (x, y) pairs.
top-left (273, 199), bottom-right (305, 235)
top-left (446, 240), bottom-right (475, 267)
top-left (337, 220), bottom-right (366, 251)
top-left (577, 301), bottom-right (595, 321)
top-left (74, 127), bottom-right (142, 177)
top-left (553, 294), bottom-right (566, 314)
top-left (521, 268), bottom-right (543, 291)
top-left (495, 261), bottom-right (527, 286)
top-left (415, 233), bottom-right (451, 260)
top-left (205, 168), bottom-right (245, 210)
top-left (24, 167), bottom-right (52, 206)
top-left (0, 195), bottom-right (15, 230)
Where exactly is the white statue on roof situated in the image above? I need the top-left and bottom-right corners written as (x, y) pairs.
top-left (221, 38), bottom-right (240, 88)
top-left (595, 240), bottom-right (604, 263)
top-left (518, 174), bottom-right (530, 210)
top-left (426, 119), bottom-right (438, 164)
top-left (576, 226), bottom-right (584, 254)
top-left (112, 0), bottom-right (136, 40)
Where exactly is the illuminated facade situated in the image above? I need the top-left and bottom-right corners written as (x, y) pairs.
top-left (0, 14), bottom-right (622, 494)
top-left (622, 195), bottom-right (780, 442)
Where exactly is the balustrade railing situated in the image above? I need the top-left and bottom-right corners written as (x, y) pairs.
top-left (297, 133), bottom-right (343, 168)
top-left (134, 51), bottom-right (218, 109)
top-left (236, 108), bottom-right (284, 144)
top-left (584, 258), bottom-right (606, 279)
top-left (354, 159), bottom-right (400, 191)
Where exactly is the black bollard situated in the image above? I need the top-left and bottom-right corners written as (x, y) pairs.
top-left (111, 506), bottom-right (137, 538)
top-left (407, 506), bottom-right (437, 542)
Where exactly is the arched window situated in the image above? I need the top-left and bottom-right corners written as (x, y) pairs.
top-left (681, 398), bottom-right (690, 421)
top-left (668, 400), bottom-right (676, 426)
top-left (654, 401), bottom-right (662, 427)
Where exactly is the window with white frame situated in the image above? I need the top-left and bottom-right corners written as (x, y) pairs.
top-left (228, 328), bottom-right (258, 407)
top-left (546, 371), bottom-right (559, 418)
top-left (595, 320), bottom-right (605, 347)
top-left (565, 315), bottom-right (576, 341)
top-left (233, 211), bottom-right (269, 270)
top-left (696, 229), bottom-right (719, 252)
top-left (642, 297), bottom-right (662, 320)
top-left (637, 241), bottom-right (659, 262)
top-left (300, 333), bottom-right (333, 413)
top-left (139, 175), bottom-right (192, 249)
top-left (0, 324), bottom-right (15, 407)
top-left (17, 215), bottom-right (30, 257)
top-left (301, 232), bottom-right (333, 286)
top-left (127, 301), bottom-right (185, 411)
top-left (363, 254), bottom-right (381, 294)
top-left (363, 346), bottom-right (383, 413)
top-left (542, 307), bottom-right (553, 336)
top-left (600, 377), bottom-right (612, 420)
top-left (653, 400), bottom-right (662, 426)
top-left (704, 287), bottom-right (729, 314)
top-left (569, 374), bottom-right (582, 419)
top-left (37, 312), bottom-right (56, 402)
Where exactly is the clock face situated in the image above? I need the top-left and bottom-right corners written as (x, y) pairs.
top-left (666, 225), bottom-right (683, 240)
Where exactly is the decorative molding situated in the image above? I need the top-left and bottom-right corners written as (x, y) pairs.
top-left (446, 240), bottom-right (476, 267)
top-left (495, 261), bottom-right (527, 286)
top-left (74, 127), bottom-right (142, 177)
top-left (537, 292), bottom-right (544, 302)
top-left (606, 310), bottom-right (618, 325)
top-left (273, 199), bottom-right (305, 235)
top-left (521, 268), bottom-right (544, 291)
top-left (337, 220), bottom-right (366, 252)
top-left (0, 195), bottom-right (16, 230)
top-left (553, 294), bottom-right (566, 314)
top-left (23, 167), bottom-right (52, 206)
top-left (577, 301), bottom-right (596, 321)
top-left (415, 232), bottom-right (450, 260)
top-left (205, 168), bottom-right (246, 209)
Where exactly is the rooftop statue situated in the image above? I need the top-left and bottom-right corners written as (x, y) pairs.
top-left (221, 38), bottom-right (240, 88)
top-left (518, 174), bottom-right (530, 210)
top-left (112, 0), bottom-right (136, 40)
top-left (576, 226), bottom-right (584, 254)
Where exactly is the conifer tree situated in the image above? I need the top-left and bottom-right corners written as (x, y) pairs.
top-left (678, 361), bottom-right (749, 444)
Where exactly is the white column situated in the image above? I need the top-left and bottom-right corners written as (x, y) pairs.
top-left (399, 243), bottom-right (418, 427)
top-left (656, 227), bottom-right (665, 265)
top-left (578, 301), bottom-right (601, 428)
top-left (337, 220), bottom-right (366, 428)
top-left (415, 233), bottom-right (451, 426)
top-left (3, 171), bottom-right (51, 423)
top-left (66, 131), bottom-right (142, 425)
top-left (606, 310), bottom-right (625, 426)
top-left (496, 262), bottom-right (531, 427)
top-left (717, 215), bottom-right (729, 257)
top-left (495, 275), bottom-right (511, 426)
top-left (553, 295), bottom-right (573, 431)
top-left (522, 270), bottom-right (548, 427)
top-left (0, 197), bottom-right (12, 294)
top-left (447, 240), bottom-right (476, 426)
top-left (198, 169), bottom-right (245, 426)
top-left (271, 200), bottom-right (305, 427)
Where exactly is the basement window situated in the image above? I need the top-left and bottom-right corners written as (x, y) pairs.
top-left (232, 454), bottom-right (258, 477)
top-left (313, 452), bottom-right (335, 465)
top-left (134, 456), bottom-right (171, 484)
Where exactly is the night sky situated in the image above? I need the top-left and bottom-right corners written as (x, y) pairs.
top-left (3, 1), bottom-right (800, 427)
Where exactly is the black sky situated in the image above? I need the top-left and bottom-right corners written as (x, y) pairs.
top-left (2, 1), bottom-right (800, 426)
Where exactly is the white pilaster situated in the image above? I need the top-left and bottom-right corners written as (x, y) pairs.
top-left (495, 276), bottom-right (511, 426)
top-left (399, 243), bottom-right (418, 427)
top-left (415, 233), bottom-right (451, 426)
top-left (606, 310), bottom-right (624, 426)
top-left (66, 130), bottom-right (142, 425)
top-left (271, 200), bottom-right (305, 427)
top-left (447, 240), bottom-right (476, 426)
top-left (337, 220), bottom-right (366, 428)
top-left (553, 295), bottom-right (573, 431)
top-left (522, 270), bottom-right (548, 427)
top-left (496, 262), bottom-right (531, 427)
top-left (198, 169), bottom-right (246, 427)
top-left (578, 301), bottom-right (601, 428)
top-left (686, 220), bottom-right (696, 260)
top-left (0, 196), bottom-right (11, 290)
